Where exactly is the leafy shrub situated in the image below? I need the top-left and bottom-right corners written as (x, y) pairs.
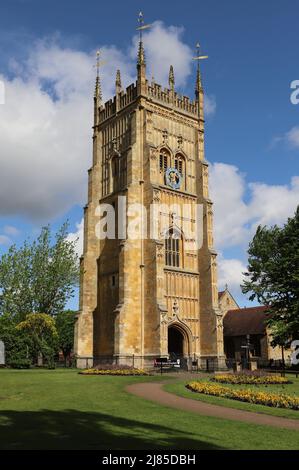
top-left (186, 381), bottom-right (299, 410)
top-left (9, 358), bottom-right (31, 369)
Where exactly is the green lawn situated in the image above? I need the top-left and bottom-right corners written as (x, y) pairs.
top-left (164, 374), bottom-right (299, 420)
top-left (0, 369), bottom-right (299, 450)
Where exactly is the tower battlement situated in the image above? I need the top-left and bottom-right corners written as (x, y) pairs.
top-left (98, 78), bottom-right (199, 125)
top-left (99, 83), bottom-right (138, 123)
top-left (147, 81), bottom-right (198, 116)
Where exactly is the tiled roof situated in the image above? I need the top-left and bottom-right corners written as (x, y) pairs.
top-left (223, 306), bottom-right (269, 337)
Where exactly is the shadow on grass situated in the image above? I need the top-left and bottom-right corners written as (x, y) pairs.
top-left (0, 409), bottom-right (224, 450)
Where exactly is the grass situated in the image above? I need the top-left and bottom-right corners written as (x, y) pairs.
top-left (164, 373), bottom-right (299, 420)
top-left (0, 369), bottom-right (299, 450)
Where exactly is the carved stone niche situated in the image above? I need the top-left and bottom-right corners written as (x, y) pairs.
top-left (110, 137), bottom-right (121, 159)
top-left (162, 128), bottom-right (168, 144)
top-left (150, 147), bottom-right (158, 161)
top-left (153, 189), bottom-right (161, 204)
top-left (211, 255), bottom-right (217, 268)
top-left (156, 241), bottom-right (164, 260)
top-left (216, 313), bottom-right (223, 329)
top-left (202, 166), bottom-right (209, 180)
top-left (207, 202), bottom-right (213, 217)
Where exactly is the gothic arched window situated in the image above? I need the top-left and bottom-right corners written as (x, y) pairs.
top-left (174, 153), bottom-right (186, 190)
top-left (159, 149), bottom-right (170, 173)
top-left (165, 228), bottom-right (183, 268)
top-left (112, 156), bottom-right (119, 192)
top-left (174, 154), bottom-right (185, 176)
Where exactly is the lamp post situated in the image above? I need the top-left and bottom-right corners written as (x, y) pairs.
top-left (241, 334), bottom-right (252, 370)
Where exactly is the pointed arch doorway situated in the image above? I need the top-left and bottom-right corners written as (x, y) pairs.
top-left (168, 324), bottom-right (190, 360)
top-left (168, 327), bottom-right (184, 356)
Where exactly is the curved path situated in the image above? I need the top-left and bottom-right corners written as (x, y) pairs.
top-left (126, 381), bottom-right (299, 430)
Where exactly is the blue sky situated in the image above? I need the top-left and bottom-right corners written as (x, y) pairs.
top-left (0, 0), bottom-right (298, 308)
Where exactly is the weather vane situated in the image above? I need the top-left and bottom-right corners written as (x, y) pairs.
top-left (136, 11), bottom-right (152, 41)
top-left (94, 49), bottom-right (106, 77)
top-left (193, 42), bottom-right (208, 66)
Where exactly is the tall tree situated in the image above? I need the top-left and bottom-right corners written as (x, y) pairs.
top-left (55, 310), bottom-right (77, 364)
top-left (242, 206), bottom-right (299, 341)
top-left (17, 313), bottom-right (58, 367)
top-left (0, 223), bottom-right (79, 321)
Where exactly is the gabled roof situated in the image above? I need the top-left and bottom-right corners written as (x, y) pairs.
top-left (223, 306), bottom-right (269, 337)
top-left (218, 289), bottom-right (240, 310)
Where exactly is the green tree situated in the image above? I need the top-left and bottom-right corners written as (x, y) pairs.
top-left (17, 313), bottom-right (58, 368)
top-left (242, 206), bottom-right (299, 343)
top-left (55, 310), bottom-right (77, 365)
top-left (269, 320), bottom-right (292, 368)
top-left (0, 223), bottom-right (79, 322)
top-left (0, 313), bottom-right (31, 365)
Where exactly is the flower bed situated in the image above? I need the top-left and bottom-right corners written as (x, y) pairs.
top-left (186, 381), bottom-right (299, 410)
top-left (212, 373), bottom-right (290, 385)
top-left (79, 368), bottom-right (150, 376)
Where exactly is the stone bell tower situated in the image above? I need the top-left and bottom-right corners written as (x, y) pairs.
top-left (74, 18), bottom-right (225, 369)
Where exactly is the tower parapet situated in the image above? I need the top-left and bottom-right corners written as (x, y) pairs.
top-left (98, 76), bottom-right (199, 125)
top-left (147, 80), bottom-right (198, 116)
top-left (99, 83), bottom-right (138, 124)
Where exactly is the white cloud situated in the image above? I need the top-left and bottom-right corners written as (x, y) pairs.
top-left (285, 126), bottom-right (299, 148)
top-left (210, 163), bottom-right (299, 250)
top-left (67, 218), bottom-right (84, 257)
top-left (0, 41), bottom-right (136, 222)
top-left (210, 162), bottom-right (298, 301)
top-left (272, 125), bottom-right (299, 150)
top-left (204, 95), bottom-right (216, 116)
top-left (248, 177), bottom-right (299, 228)
top-left (217, 254), bottom-right (246, 297)
top-left (3, 225), bottom-right (19, 236)
top-left (132, 21), bottom-right (193, 88)
top-left (0, 24), bottom-right (202, 222)
top-left (0, 234), bottom-right (11, 245)
top-left (210, 163), bottom-right (249, 248)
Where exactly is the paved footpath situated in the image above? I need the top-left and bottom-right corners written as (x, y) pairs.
top-left (126, 381), bottom-right (299, 430)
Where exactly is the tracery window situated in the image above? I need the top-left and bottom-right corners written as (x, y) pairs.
top-left (165, 228), bottom-right (183, 268)
top-left (174, 153), bottom-right (186, 190)
top-left (159, 149), bottom-right (170, 173)
top-left (174, 154), bottom-right (185, 176)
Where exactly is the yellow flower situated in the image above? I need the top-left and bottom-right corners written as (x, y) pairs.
top-left (213, 374), bottom-right (290, 385)
top-left (79, 368), bottom-right (149, 376)
top-left (186, 381), bottom-right (299, 410)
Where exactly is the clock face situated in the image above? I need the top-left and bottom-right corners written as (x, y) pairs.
top-left (165, 167), bottom-right (182, 190)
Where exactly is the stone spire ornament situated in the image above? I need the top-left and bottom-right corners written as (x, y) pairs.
top-left (193, 42), bottom-right (208, 98)
top-left (136, 11), bottom-right (149, 66)
top-left (169, 65), bottom-right (175, 90)
top-left (115, 69), bottom-right (122, 93)
top-left (94, 50), bottom-right (102, 102)
top-left (136, 11), bottom-right (151, 95)
top-left (195, 65), bottom-right (202, 95)
top-left (137, 40), bottom-right (145, 66)
top-left (93, 50), bottom-right (104, 127)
